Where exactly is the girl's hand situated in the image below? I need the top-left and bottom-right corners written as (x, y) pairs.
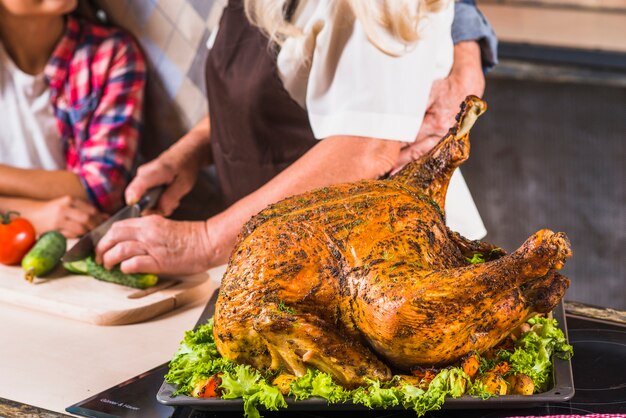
top-left (23, 196), bottom-right (106, 238)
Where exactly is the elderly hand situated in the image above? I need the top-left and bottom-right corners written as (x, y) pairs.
top-left (125, 116), bottom-right (211, 215)
top-left (22, 196), bottom-right (106, 238)
top-left (394, 41), bottom-right (485, 171)
top-left (125, 151), bottom-right (200, 217)
top-left (95, 215), bottom-right (214, 275)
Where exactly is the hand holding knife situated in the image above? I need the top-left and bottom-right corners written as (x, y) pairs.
top-left (62, 186), bottom-right (165, 263)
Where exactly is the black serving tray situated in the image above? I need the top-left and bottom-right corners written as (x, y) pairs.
top-left (156, 301), bottom-right (574, 412)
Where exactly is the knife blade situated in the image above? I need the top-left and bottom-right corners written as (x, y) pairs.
top-left (61, 186), bottom-right (165, 262)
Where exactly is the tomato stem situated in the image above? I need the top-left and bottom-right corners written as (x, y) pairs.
top-left (1, 211), bottom-right (20, 224)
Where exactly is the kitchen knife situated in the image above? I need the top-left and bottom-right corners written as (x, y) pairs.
top-left (61, 186), bottom-right (165, 262)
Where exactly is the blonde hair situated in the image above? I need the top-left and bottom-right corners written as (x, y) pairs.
top-left (244, 0), bottom-right (445, 56)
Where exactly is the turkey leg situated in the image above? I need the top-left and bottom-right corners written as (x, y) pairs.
top-left (349, 229), bottom-right (571, 369)
top-left (391, 95), bottom-right (487, 210)
top-left (253, 308), bottom-right (392, 387)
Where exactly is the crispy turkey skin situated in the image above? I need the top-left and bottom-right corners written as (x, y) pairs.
top-left (214, 96), bottom-right (572, 387)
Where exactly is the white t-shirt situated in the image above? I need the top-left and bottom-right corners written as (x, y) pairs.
top-left (207, 1), bottom-right (486, 239)
top-left (0, 43), bottom-right (64, 170)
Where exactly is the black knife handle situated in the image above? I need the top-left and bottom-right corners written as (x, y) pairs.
top-left (137, 185), bottom-right (166, 212)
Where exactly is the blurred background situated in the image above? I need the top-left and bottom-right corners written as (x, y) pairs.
top-left (96, 0), bottom-right (625, 310)
top-left (466, 0), bottom-right (625, 311)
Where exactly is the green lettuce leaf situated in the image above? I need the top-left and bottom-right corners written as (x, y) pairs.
top-left (220, 364), bottom-right (262, 399)
top-left (466, 253), bottom-right (486, 264)
top-left (352, 379), bottom-right (400, 408)
top-left (466, 379), bottom-right (495, 399)
top-left (528, 316), bottom-right (574, 359)
top-left (166, 314), bottom-right (573, 416)
top-left (398, 383), bottom-right (425, 403)
top-left (289, 369), bottom-right (348, 403)
top-left (221, 364), bottom-right (286, 418)
top-left (311, 371), bottom-right (349, 402)
top-left (289, 369), bottom-right (315, 400)
top-left (164, 318), bottom-right (235, 395)
top-left (499, 316), bottom-right (573, 391)
top-left (400, 368), bottom-right (469, 416)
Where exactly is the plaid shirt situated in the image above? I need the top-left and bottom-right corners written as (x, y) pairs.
top-left (44, 16), bottom-right (146, 213)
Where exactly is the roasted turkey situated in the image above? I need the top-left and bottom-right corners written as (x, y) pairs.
top-left (214, 96), bottom-right (572, 387)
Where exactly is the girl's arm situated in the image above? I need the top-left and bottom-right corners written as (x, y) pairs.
top-left (0, 165), bottom-right (88, 200)
top-left (0, 195), bottom-right (105, 237)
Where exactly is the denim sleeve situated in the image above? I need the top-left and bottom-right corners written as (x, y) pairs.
top-left (452, 1), bottom-right (499, 71)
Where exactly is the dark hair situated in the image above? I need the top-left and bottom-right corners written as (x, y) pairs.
top-left (71, 0), bottom-right (109, 25)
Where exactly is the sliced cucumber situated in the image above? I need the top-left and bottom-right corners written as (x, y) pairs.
top-left (63, 259), bottom-right (88, 274)
top-left (85, 256), bottom-right (158, 289)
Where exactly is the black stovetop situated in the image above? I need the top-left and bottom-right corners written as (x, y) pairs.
top-left (66, 315), bottom-right (626, 418)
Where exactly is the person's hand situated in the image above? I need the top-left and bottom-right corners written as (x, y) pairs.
top-left (125, 151), bottom-right (200, 216)
top-left (22, 196), bottom-right (106, 238)
top-left (95, 215), bottom-right (213, 275)
top-left (125, 116), bottom-right (211, 215)
top-left (394, 41), bottom-right (485, 171)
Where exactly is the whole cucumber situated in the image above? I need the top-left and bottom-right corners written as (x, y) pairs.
top-left (22, 231), bottom-right (66, 282)
top-left (86, 256), bottom-right (158, 289)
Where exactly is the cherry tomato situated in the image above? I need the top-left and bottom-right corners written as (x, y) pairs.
top-left (0, 211), bottom-right (37, 265)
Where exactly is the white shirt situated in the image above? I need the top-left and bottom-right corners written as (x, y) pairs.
top-left (0, 43), bottom-right (64, 170)
top-left (278, 0), bottom-right (455, 142)
top-left (207, 1), bottom-right (486, 239)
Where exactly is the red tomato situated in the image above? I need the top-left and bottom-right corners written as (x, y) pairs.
top-left (0, 212), bottom-right (37, 265)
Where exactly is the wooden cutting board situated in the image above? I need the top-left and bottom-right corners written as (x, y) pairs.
top-left (0, 263), bottom-right (212, 325)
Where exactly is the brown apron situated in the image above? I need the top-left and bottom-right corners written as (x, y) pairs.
top-left (205, 0), bottom-right (317, 206)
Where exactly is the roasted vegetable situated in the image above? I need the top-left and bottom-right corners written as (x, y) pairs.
top-left (461, 354), bottom-right (480, 380)
top-left (22, 231), bottom-right (66, 282)
top-left (192, 373), bottom-right (223, 398)
top-left (477, 372), bottom-right (507, 395)
top-left (506, 373), bottom-right (535, 395)
top-left (409, 367), bottom-right (438, 388)
top-left (0, 211), bottom-right (36, 265)
top-left (488, 361), bottom-right (511, 375)
top-left (396, 374), bottom-right (422, 388)
top-left (272, 373), bottom-right (297, 395)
